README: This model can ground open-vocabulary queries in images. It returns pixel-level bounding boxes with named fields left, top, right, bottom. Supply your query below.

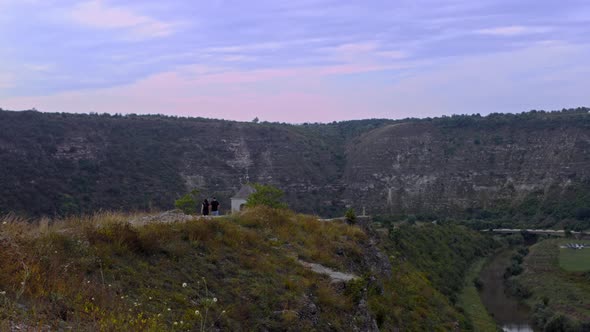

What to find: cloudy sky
left=1, top=0, right=589, bottom=122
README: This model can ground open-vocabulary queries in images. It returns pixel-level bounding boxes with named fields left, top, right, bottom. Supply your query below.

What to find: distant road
left=485, top=229, right=583, bottom=237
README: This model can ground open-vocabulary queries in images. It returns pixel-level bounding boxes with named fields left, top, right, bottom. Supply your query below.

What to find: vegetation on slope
left=513, top=239, right=590, bottom=330
left=0, top=208, right=465, bottom=331
left=457, top=258, right=498, bottom=331
left=389, top=223, right=499, bottom=302
left=458, top=180, right=590, bottom=232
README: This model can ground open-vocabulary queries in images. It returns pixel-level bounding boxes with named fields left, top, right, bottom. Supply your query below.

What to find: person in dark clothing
left=210, top=197, right=220, bottom=216
left=201, top=199, right=210, bottom=216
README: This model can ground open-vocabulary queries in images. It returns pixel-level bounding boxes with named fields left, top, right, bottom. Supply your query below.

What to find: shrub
left=504, top=262, right=523, bottom=278
left=245, top=184, right=287, bottom=209
left=505, top=279, right=531, bottom=299
left=544, top=314, right=573, bottom=332
left=517, top=247, right=529, bottom=256
left=532, top=302, right=553, bottom=328
left=511, top=253, right=524, bottom=264
left=345, top=208, right=356, bottom=224
left=175, top=189, right=200, bottom=215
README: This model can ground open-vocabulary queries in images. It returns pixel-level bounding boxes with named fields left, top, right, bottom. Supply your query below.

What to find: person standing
left=201, top=199, right=210, bottom=216
left=210, top=197, right=220, bottom=216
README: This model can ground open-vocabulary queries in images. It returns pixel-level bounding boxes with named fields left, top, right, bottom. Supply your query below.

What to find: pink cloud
left=0, top=56, right=425, bottom=122
left=176, top=61, right=412, bottom=85
left=476, top=25, right=551, bottom=36
left=68, top=1, right=176, bottom=39
left=0, top=67, right=367, bottom=122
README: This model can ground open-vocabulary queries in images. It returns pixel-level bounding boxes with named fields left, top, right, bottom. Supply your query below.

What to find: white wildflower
left=167, top=308, right=171, bottom=311
left=195, top=310, right=200, bottom=315
left=213, top=297, right=217, bottom=303
left=173, top=322, right=178, bottom=325
left=182, top=282, right=187, bottom=288
left=0, top=291, right=6, bottom=295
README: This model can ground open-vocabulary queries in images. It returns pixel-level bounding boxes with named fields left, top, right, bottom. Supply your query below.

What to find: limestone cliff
left=344, top=114, right=590, bottom=217
left=0, top=108, right=588, bottom=222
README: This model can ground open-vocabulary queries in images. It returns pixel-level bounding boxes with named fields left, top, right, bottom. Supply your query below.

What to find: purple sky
left=1, top=0, right=589, bottom=122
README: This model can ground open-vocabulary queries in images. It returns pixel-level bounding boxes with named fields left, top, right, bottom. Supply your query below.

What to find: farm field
left=558, top=240, right=590, bottom=272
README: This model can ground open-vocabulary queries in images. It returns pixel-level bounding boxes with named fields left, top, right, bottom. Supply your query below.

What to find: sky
left=0, top=0, right=589, bottom=123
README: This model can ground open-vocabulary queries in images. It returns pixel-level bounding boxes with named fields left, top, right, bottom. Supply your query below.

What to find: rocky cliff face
left=0, top=108, right=589, bottom=221
left=343, top=115, right=590, bottom=217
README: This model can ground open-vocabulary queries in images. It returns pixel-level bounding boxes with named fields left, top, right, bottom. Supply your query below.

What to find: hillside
left=0, top=208, right=469, bottom=331
left=1, top=108, right=589, bottom=227
left=513, top=239, right=590, bottom=330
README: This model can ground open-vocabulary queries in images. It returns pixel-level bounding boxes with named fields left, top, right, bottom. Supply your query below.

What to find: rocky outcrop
left=298, top=260, right=358, bottom=283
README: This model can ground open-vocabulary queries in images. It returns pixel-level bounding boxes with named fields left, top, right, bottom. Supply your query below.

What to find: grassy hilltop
left=0, top=207, right=492, bottom=331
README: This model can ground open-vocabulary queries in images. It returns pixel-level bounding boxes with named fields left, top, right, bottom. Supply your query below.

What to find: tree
left=252, top=117, right=259, bottom=124
left=175, top=189, right=200, bottom=215
left=245, top=184, right=287, bottom=209
left=345, top=208, right=356, bottom=223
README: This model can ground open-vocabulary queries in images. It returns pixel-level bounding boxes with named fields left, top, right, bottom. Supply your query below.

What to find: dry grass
left=0, top=207, right=468, bottom=331
left=0, top=208, right=377, bottom=331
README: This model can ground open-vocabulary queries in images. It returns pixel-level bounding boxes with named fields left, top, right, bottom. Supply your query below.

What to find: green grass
left=458, top=258, right=498, bottom=332
left=558, top=240, right=590, bottom=272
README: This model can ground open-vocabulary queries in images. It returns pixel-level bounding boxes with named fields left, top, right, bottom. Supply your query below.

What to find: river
left=478, top=250, right=536, bottom=332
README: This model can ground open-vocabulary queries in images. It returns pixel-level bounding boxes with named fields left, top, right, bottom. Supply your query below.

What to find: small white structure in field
left=231, top=184, right=256, bottom=213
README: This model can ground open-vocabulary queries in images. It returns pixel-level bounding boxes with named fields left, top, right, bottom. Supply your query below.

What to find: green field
left=458, top=258, right=498, bottom=332
left=558, top=240, right=590, bottom=272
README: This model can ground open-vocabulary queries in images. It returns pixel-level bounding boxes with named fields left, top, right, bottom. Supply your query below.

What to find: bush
left=505, top=279, right=531, bottom=299
left=504, top=262, right=523, bottom=278
left=532, top=302, right=553, bottom=328
left=345, top=208, right=356, bottom=224
left=245, top=184, right=288, bottom=209
left=175, top=189, right=200, bottom=215
left=544, top=314, right=573, bottom=332
left=517, top=247, right=529, bottom=256
left=511, top=253, right=524, bottom=264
